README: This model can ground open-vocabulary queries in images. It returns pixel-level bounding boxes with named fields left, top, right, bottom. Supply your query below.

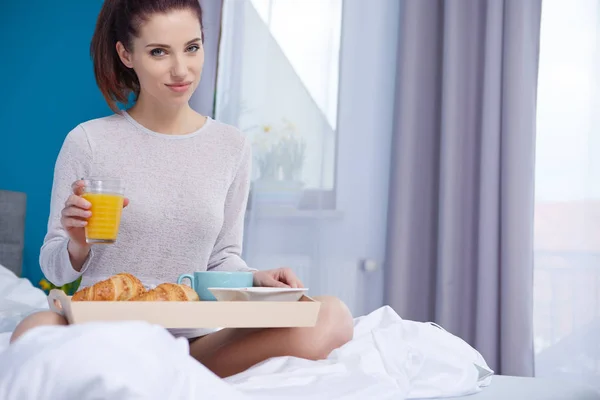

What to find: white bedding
left=0, top=265, right=493, bottom=400
left=0, top=265, right=49, bottom=350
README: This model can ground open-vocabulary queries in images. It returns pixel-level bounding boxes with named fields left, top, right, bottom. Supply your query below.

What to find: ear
left=116, top=41, right=134, bottom=68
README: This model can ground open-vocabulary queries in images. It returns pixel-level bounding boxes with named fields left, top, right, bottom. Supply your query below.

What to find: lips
left=165, top=82, right=192, bottom=93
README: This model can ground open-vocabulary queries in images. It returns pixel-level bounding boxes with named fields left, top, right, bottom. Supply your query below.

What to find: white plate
left=208, top=287, right=309, bottom=302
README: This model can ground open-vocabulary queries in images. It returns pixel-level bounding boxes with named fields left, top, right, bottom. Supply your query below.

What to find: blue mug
left=177, top=271, right=254, bottom=301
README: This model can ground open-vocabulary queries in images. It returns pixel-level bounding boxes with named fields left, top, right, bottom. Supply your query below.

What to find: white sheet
left=0, top=265, right=49, bottom=352
left=0, top=321, right=247, bottom=400
left=0, top=265, right=493, bottom=400
left=226, top=306, right=493, bottom=399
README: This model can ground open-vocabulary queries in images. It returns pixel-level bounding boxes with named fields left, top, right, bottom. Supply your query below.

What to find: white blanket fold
left=226, top=306, right=492, bottom=399
left=0, top=322, right=247, bottom=400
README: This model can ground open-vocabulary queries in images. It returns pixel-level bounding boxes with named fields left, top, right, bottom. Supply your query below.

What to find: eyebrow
left=145, top=38, right=202, bottom=48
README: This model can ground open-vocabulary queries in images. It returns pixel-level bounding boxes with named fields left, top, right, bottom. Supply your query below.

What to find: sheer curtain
left=215, top=0, right=341, bottom=193
left=534, top=0, right=600, bottom=388
left=214, top=0, right=345, bottom=301
left=214, top=0, right=400, bottom=316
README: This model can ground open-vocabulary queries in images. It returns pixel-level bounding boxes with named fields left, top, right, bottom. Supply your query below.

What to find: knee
left=10, top=311, right=67, bottom=344
left=317, top=296, right=354, bottom=345
left=301, top=296, right=354, bottom=359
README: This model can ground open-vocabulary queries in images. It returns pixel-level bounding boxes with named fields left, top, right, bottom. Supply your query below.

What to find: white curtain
left=214, top=0, right=400, bottom=316
left=534, top=0, right=600, bottom=388
left=215, top=0, right=341, bottom=191
left=215, top=0, right=345, bottom=301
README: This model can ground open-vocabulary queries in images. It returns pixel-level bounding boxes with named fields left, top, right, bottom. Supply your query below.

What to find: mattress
left=447, top=375, right=600, bottom=400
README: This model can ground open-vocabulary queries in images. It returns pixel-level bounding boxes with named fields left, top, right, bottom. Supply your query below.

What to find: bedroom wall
left=0, top=1, right=109, bottom=285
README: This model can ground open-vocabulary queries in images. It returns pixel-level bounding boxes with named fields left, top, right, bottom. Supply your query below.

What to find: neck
left=126, top=93, right=201, bottom=135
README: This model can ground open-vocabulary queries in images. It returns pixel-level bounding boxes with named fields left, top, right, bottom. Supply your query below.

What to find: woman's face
left=116, top=9, right=204, bottom=108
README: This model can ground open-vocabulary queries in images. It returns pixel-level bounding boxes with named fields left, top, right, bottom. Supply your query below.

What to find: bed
left=448, top=375, right=600, bottom=400
left=1, top=265, right=600, bottom=400
left=1, top=193, right=599, bottom=400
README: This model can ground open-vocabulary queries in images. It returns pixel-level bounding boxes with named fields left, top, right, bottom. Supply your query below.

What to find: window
left=534, top=0, right=600, bottom=388
left=215, top=0, right=343, bottom=210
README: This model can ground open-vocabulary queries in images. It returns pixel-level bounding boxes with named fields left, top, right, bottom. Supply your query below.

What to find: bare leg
left=10, top=311, right=68, bottom=344
left=189, top=296, right=354, bottom=378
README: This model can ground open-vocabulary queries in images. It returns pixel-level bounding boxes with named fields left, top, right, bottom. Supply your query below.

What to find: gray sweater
left=41, top=111, right=254, bottom=289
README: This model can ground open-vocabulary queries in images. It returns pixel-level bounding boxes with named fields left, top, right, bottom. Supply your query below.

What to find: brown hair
left=90, top=0, right=204, bottom=112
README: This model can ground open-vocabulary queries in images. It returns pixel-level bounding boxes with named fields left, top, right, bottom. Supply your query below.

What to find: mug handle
left=177, top=274, right=195, bottom=291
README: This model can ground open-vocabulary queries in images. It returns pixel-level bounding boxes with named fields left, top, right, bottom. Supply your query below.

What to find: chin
left=163, top=95, right=193, bottom=108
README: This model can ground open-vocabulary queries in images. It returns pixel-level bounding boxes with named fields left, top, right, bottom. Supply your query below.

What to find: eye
left=187, top=44, right=200, bottom=53
left=150, top=48, right=166, bottom=57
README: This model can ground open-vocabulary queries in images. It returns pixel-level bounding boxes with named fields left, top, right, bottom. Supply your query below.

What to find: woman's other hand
left=252, top=268, right=304, bottom=288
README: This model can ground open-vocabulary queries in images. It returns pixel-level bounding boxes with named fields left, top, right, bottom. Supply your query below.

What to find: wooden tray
left=48, top=289, right=321, bottom=328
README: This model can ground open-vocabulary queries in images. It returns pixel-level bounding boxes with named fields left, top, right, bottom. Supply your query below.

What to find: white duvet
left=0, top=266, right=493, bottom=400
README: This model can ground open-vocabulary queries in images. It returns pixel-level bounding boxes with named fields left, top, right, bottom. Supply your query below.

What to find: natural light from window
left=534, top=0, right=600, bottom=388
left=250, top=0, right=342, bottom=130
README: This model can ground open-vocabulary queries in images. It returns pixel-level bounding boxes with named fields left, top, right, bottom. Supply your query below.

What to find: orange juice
left=82, top=192, right=124, bottom=243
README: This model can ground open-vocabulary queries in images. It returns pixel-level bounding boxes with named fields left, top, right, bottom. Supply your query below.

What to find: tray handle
left=48, top=289, right=72, bottom=322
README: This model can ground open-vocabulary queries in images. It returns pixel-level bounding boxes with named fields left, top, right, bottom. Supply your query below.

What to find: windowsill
left=245, top=208, right=344, bottom=219
left=247, top=188, right=337, bottom=211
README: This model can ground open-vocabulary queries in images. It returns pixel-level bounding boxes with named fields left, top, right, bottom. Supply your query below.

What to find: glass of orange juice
left=81, top=178, right=125, bottom=244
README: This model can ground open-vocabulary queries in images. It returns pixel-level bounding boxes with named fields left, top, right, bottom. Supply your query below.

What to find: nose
left=170, top=55, right=187, bottom=80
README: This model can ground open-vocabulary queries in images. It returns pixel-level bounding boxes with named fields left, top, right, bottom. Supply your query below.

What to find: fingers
left=62, top=205, right=91, bottom=219
left=123, top=197, right=130, bottom=208
left=254, top=269, right=301, bottom=288
left=280, top=267, right=303, bottom=289
left=61, top=192, right=92, bottom=230
left=285, top=279, right=299, bottom=289
left=290, top=280, right=304, bottom=289
left=71, top=180, right=86, bottom=196
left=268, top=279, right=290, bottom=288
left=65, top=194, right=91, bottom=210
left=60, top=213, right=88, bottom=228
left=61, top=202, right=90, bottom=228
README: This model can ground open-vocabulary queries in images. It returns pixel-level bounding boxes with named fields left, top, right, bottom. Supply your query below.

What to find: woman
left=11, top=0, right=353, bottom=378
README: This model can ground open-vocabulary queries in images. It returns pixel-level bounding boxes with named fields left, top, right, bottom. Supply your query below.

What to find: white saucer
left=208, top=287, right=309, bottom=302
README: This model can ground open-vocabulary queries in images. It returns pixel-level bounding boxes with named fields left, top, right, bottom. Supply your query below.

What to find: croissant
left=129, top=283, right=199, bottom=302
left=72, top=273, right=146, bottom=301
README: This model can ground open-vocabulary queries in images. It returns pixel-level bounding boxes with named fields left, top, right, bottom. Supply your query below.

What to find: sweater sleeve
left=40, top=125, right=96, bottom=286
left=207, top=136, right=256, bottom=273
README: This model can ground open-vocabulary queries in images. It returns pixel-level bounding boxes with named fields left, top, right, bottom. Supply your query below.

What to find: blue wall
left=0, top=1, right=111, bottom=285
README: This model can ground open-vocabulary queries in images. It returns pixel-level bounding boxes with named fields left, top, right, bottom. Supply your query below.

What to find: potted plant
left=251, top=119, right=306, bottom=209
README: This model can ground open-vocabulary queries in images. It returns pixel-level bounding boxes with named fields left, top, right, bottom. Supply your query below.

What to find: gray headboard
left=0, top=190, right=26, bottom=276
